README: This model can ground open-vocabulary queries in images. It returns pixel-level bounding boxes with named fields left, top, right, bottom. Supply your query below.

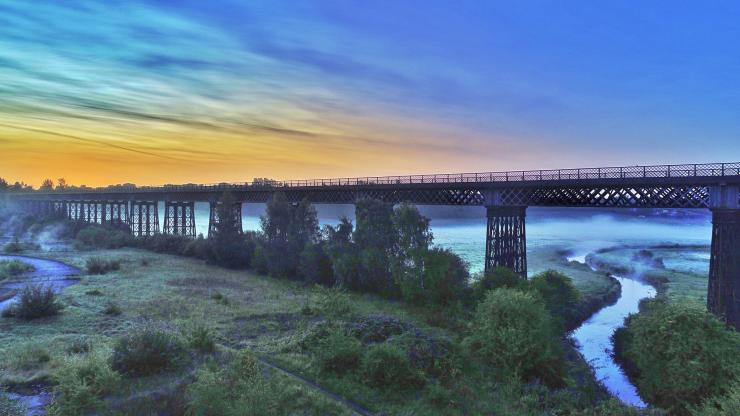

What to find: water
left=0, top=255, right=80, bottom=314
left=571, top=270, right=657, bottom=406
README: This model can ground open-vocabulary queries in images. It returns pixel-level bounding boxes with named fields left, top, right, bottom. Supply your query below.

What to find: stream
left=0, top=255, right=80, bottom=415
left=569, top=254, right=656, bottom=407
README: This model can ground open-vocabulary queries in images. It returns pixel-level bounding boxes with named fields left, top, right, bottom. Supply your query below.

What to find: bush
left=361, top=343, right=425, bottom=389
left=528, top=270, right=581, bottom=328
left=617, top=300, right=740, bottom=415
left=186, top=350, right=282, bottom=416
left=5, top=342, right=51, bottom=371
left=297, top=243, right=333, bottom=285
left=10, top=284, right=62, bottom=320
left=76, top=225, right=134, bottom=249
left=348, top=314, right=409, bottom=344
left=111, top=324, right=187, bottom=376
left=314, top=286, right=352, bottom=318
left=103, top=301, right=122, bottom=316
left=138, top=233, right=191, bottom=255
left=85, top=257, right=120, bottom=275
left=315, top=329, right=362, bottom=374
left=418, top=248, right=469, bottom=306
left=471, top=267, right=524, bottom=301
left=2, top=240, right=40, bottom=253
left=464, top=288, right=564, bottom=385
left=0, top=260, right=33, bottom=280
left=184, top=322, right=216, bottom=353
left=47, top=347, right=120, bottom=416
left=690, top=383, right=740, bottom=416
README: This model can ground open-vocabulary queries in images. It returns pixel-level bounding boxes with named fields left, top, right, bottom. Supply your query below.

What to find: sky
left=1, top=0, right=739, bottom=187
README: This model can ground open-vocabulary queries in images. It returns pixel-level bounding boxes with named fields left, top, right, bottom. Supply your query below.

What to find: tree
left=209, top=192, right=250, bottom=268
left=353, top=198, right=397, bottom=294
left=56, top=178, right=68, bottom=190
left=0, top=177, right=7, bottom=191
left=392, top=203, right=433, bottom=299
left=259, top=193, right=319, bottom=277
left=40, top=178, right=54, bottom=190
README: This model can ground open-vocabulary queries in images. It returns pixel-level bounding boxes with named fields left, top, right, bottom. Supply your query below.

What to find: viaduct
left=5, top=162, right=739, bottom=328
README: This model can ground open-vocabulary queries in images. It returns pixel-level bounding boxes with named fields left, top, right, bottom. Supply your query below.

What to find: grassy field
left=0, top=244, right=626, bottom=415
left=587, top=245, right=710, bottom=304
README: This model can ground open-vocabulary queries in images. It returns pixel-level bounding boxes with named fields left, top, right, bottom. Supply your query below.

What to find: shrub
left=85, top=257, right=120, bottom=275
left=138, top=233, right=191, bottom=254
left=617, top=300, right=740, bottom=415
left=103, top=301, right=122, bottom=316
left=528, top=270, right=581, bottom=328
left=348, top=314, right=408, bottom=344
left=690, top=383, right=740, bottom=416
left=12, top=284, right=62, bottom=320
left=0, top=260, right=33, bottom=280
left=471, top=267, right=524, bottom=301
left=76, top=225, right=134, bottom=249
left=111, top=324, right=187, bottom=376
left=184, top=322, right=216, bottom=354
left=186, top=350, right=281, bottom=416
left=418, top=248, right=469, bottom=306
left=84, top=289, right=103, bottom=296
left=464, top=288, right=564, bottom=385
left=2, top=240, right=40, bottom=253
left=314, top=286, right=352, bottom=318
left=362, top=343, right=425, bottom=389
left=315, top=329, right=362, bottom=374
left=297, top=243, right=333, bottom=285
left=47, top=347, right=120, bottom=416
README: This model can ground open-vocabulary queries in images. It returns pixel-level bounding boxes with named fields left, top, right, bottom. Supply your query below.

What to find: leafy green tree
left=352, top=198, right=397, bottom=294
left=392, top=203, right=433, bottom=299
left=260, top=193, right=319, bottom=277
left=528, top=270, right=581, bottom=328
left=209, top=192, right=251, bottom=268
left=417, top=248, right=469, bottom=306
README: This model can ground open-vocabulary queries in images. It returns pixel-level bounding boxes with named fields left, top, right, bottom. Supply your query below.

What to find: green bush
left=4, top=342, right=51, bottom=371
left=8, top=283, right=62, bottom=320
left=0, top=259, right=33, bottom=280
left=184, top=322, right=216, bottom=353
left=315, top=329, right=362, bottom=374
left=464, top=288, right=564, bottom=385
left=47, top=347, right=120, bottom=416
left=361, top=343, right=425, bottom=390
left=2, top=240, right=40, bottom=253
left=103, top=301, right=122, bottom=316
left=313, top=286, right=353, bottom=318
left=85, top=257, right=121, bottom=275
left=111, top=324, right=187, bottom=376
left=186, top=350, right=282, bottom=416
left=617, top=300, right=740, bottom=415
left=298, top=243, right=333, bottom=285
left=418, top=248, right=469, bottom=306
left=471, top=266, right=524, bottom=301
left=76, top=225, right=134, bottom=249
left=690, top=383, right=740, bottom=416
left=528, top=270, right=581, bottom=328
left=138, top=233, right=191, bottom=254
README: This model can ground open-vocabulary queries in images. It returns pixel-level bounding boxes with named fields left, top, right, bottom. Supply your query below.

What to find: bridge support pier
left=101, top=201, right=129, bottom=229
left=208, top=201, right=242, bottom=238
left=164, top=201, right=196, bottom=237
left=708, top=185, right=739, bottom=329
left=484, top=205, right=528, bottom=276
left=130, top=201, right=159, bottom=237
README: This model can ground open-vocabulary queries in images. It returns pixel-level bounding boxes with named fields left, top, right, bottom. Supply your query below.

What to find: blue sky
left=1, top=0, right=739, bottom=185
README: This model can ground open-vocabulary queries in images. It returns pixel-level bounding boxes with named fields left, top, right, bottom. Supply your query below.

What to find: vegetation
left=3, top=283, right=62, bottom=320
left=0, top=260, right=33, bottom=281
left=464, top=288, right=565, bottom=385
left=110, top=324, right=187, bottom=376
left=85, top=257, right=120, bottom=275
left=614, top=299, right=740, bottom=415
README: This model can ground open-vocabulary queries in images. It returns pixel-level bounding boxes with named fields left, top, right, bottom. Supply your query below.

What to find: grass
left=588, top=245, right=709, bottom=303
left=0, top=260, right=33, bottom=281
left=0, top=245, right=628, bottom=415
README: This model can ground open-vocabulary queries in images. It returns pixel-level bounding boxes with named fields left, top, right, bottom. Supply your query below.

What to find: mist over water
left=186, top=204, right=710, bottom=274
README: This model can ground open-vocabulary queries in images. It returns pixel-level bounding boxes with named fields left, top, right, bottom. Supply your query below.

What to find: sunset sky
left=1, top=1, right=739, bottom=187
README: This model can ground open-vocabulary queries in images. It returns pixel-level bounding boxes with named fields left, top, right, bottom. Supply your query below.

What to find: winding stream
left=569, top=255, right=656, bottom=407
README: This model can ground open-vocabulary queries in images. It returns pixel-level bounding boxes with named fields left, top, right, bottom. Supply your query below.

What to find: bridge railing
left=22, top=162, right=740, bottom=194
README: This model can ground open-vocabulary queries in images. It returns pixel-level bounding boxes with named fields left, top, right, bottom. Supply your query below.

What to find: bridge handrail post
left=620, top=167, right=624, bottom=178
left=643, top=166, right=646, bottom=177
left=667, top=165, right=671, bottom=177
left=694, top=164, right=697, bottom=176
left=722, top=163, right=725, bottom=176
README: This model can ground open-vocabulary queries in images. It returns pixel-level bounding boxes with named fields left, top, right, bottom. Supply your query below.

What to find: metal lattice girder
left=485, top=206, right=527, bottom=277
left=164, top=201, right=196, bottom=237
left=708, top=209, right=740, bottom=329
left=494, top=185, right=710, bottom=208
left=130, top=201, right=159, bottom=237
left=208, top=201, right=243, bottom=238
